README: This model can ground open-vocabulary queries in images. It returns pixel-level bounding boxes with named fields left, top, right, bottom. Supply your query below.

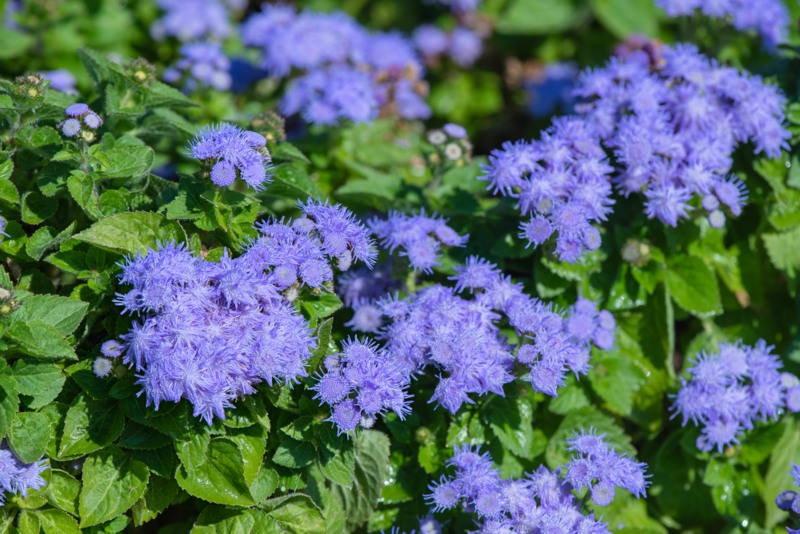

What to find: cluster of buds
left=126, top=58, right=156, bottom=86
left=426, top=123, right=472, bottom=167
left=0, top=287, right=17, bottom=317
left=621, top=238, right=653, bottom=268
left=250, top=111, right=287, bottom=144
left=93, top=339, right=125, bottom=378
left=60, top=103, right=103, bottom=143
left=14, top=74, right=46, bottom=107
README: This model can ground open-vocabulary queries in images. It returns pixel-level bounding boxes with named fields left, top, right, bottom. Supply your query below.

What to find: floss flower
left=425, top=438, right=644, bottom=531
left=656, top=0, right=789, bottom=48
left=243, top=5, right=430, bottom=124
left=151, top=0, right=232, bottom=42
left=163, top=42, right=231, bottom=92
left=60, top=103, right=103, bottom=141
left=369, top=211, right=467, bottom=273
left=0, top=443, right=48, bottom=506
left=113, top=202, right=374, bottom=424
left=482, top=42, right=788, bottom=262
left=312, top=338, right=411, bottom=433
left=671, top=340, right=800, bottom=453
left=190, top=123, right=272, bottom=189
left=565, top=429, right=649, bottom=506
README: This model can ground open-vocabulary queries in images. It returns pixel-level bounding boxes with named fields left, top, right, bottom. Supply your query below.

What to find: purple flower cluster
left=242, top=5, right=430, bottom=125
left=190, top=123, right=271, bottom=189
left=672, top=340, right=800, bottom=453
left=0, top=443, right=48, bottom=506
left=566, top=298, right=616, bottom=351
left=113, top=202, right=374, bottom=424
left=524, top=62, right=577, bottom=118
left=577, top=44, right=786, bottom=227
left=338, top=264, right=402, bottom=333
left=428, top=0, right=482, bottom=15
left=656, top=0, right=789, bottom=48
left=564, top=429, right=649, bottom=507
left=163, top=42, right=231, bottom=92
left=412, top=25, right=483, bottom=68
left=379, top=284, right=514, bottom=413
left=41, top=69, right=77, bottom=94
left=482, top=43, right=788, bottom=262
left=452, top=256, right=596, bottom=396
left=313, top=338, right=410, bottom=433
left=481, top=116, right=614, bottom=262
left=776, top=464, right=800, bottom=528
left=426, top=441, right=635, bottom=532
left=151, top=0, right=233, bottom=42
left=369, top=211, right=467, bottom=273
left=60, top=103, right=103, bottom=140
left=280, top=65, right=378, bottom=126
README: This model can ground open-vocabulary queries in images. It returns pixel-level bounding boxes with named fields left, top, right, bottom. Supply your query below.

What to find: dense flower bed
left=2, top=0, right=800, bottom=532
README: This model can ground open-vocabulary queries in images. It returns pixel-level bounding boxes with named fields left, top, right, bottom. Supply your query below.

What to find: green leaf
left=0, top=376, right=19, bottom=441
left=0, top=159, right=19, bottom=204
left=588, top=345, right=648, bottom=417
left=79, top=446, right=149, bottom=528
left=175, top=438, right=255, bottom=506
left=271, top=144, right=311, bottom=164
left=302, top=292, right=343, bottom=320
left=272, top=438, right=316, bottom=469
left=18, top=510, right=40, bottom=534
left=590, top=0, right=659, bottom=38
left=78, top=48, right=113, bottom=85
left=317, top=428, right=355, bottom=488
left=763, top=226, right=800, bottom=277
left=21, top=191, right=58, bottom=224
left=496, top=0, right=586, bottom=34
left=9, top=411, right=50, bottom=463
left=331, top=430, right=390, bottom=531
left=482, top=396, right=537, bottom=460
left=119, top=422, right=171, bottom=450
left=25, top=223, right=77, bottom=261
left=192, top=507, right=280, bottom=534
left=34, top=508, right=81, bottom=534
left=13, top=361, right=66, bottom=410
left=90, top=146, right=154, bottom=179
left=12, top=294, right=88, bottom=336
left=144, top=81, right=198, bottom=109
left=665, top=255, right=722, bottom=318
left=58, top=394, right=125, bottom=459
left=132, top=476, right=183, bottom=526
left=5, top=319, right=78, bottom=360
left=269, top=163, right=323, bottom=200
left=67, top=171, right=103, bottom=220
left=764, top=419, right=800, bottom=527
left=0, top=27, right=34, bottom=59
left=260, top=494, right=326, bottom=534
left=45, top=469, right=81, bottom=517
left=74, top=211, right=185, bottom=254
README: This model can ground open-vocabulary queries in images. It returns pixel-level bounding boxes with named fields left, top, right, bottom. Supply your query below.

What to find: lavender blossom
left=565, top=429, right=649, bottom=505
left=163, top=42, right=231, bottom=92
left=152, top=0, right=232, bottom=42
left=482, top=43, right=788, bottom=262
left=190, top=123, right=272, bottom=189
left=281, top=66, right=379, bottom=126
left=41, top=69, right=77, bottom=94
left=114, top=204, right=373, bottom=425
left=242, top=5, right=430, bottom=124
left=672, top=340, right=800, bottom=453
left=0, top=443, right=48, bottom=506
left=370, top=211, right=467, bottom=273
left=656, top=0, right=789, bottom=48
left=60, top=104, right=103, bottom=141
left=313, top=338, right=410, bottom=433
left=425, top=439, right=645, bottom=531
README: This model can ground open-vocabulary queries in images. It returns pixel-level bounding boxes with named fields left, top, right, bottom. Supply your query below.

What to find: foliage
left=1, top=0, right=800, bottom=533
